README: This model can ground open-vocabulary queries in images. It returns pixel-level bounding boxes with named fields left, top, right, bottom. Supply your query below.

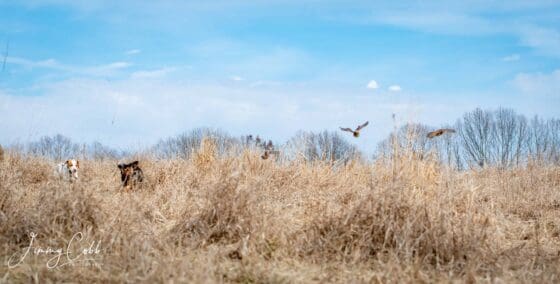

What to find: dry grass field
left=1, top=139, right=560, bottom=283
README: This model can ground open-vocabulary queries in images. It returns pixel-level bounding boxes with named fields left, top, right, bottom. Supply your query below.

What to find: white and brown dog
left=56, top=159, right=80, bottom=181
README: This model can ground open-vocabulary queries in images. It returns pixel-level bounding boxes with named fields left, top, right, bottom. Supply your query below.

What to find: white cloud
left=502, top=54, right=520, bottom=62
left=518, top=26, right=560, bottom=57
left=125, top=49, right=141, bottom=55
left=87, top=61, right=131, bottom=75
left=6, top=56, right=131, bottom=76
left=248, top=80, right=284, bottom=88
left=131, top=67, right=176, bottom=79
left=388, top=85, right=402, bottom=92
left=367, top=80, right=379, bottom=89
left=101, top=61, right=130, bottom=69
left=345, top=2, right=560, bottom=58
left=231, top=47, right=311, bottom=78
left=187, top=40, right=313, bottom=80
left=7, top=57, right=67, bottom=71
left=512, top=69, right=560, bottom=97
left=230, top=75, right=244, bottom=81
left=374, top=11, right=498, bottom=36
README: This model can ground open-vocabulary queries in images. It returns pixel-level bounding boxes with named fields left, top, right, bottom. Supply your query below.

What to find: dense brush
left=0, top=139, right=559, bottom=283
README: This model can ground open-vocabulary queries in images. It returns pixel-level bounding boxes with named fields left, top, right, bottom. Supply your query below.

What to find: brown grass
left=1, top=140, right=559, bottom=283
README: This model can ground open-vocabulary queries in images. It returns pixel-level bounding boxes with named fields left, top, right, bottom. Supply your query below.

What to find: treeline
left=9, top=135, right=128, bottom=161
left=377, top=108, right=560, bottom=169
left=7, top=129, right=360, bottom=163
left=3, top=107, right=559, bottom=168
left=153, top=128, right=361, bottom=163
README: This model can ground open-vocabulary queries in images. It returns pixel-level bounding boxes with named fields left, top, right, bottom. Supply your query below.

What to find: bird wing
left=356, top=121, right=369, bottom=131
left=427, top=130, right=441, bottom=138
left=427, top=128, right=456, bottom=138
left=340, top=127, right=354, bottom=133
left=441, top=128, right=456, bottom=134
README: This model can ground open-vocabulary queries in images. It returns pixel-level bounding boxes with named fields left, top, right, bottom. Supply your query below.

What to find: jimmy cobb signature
left=7, top=232, right=102, bottom=269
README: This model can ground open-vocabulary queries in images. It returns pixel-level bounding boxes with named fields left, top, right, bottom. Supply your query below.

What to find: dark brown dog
left=117, top=161, right=144, bottom=190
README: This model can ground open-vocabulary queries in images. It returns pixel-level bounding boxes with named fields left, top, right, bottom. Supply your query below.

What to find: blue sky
left=0, top=1, right=559, bottom=152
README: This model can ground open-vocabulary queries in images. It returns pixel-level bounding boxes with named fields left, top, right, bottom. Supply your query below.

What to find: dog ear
left=66, top=160, right=72, bottom=167
left=76, top=160, right=80, bottom=168
left=118, top=163, right=124, bottom=169
left=131, top=161, right=139, bottom=168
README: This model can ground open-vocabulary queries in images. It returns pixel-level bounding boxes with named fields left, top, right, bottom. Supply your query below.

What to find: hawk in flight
left=340, top=121, right=369, bottom=138
left=427, top=128, right=456, bottom=139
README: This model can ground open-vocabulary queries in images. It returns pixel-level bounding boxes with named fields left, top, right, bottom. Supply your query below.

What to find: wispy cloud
left=7, top=57, right=68, bottom=71
left=131, top=67, right=176, bottom=79
left=248, top=80, right=284, bottom=88
left=367, top=80, right=379, bottom=89
left=230, top=75, right=244, bottom=81
left=6, top=56, right=132, bottom=76
left=374, top=11, right=499, bottom=36
left=512, top=69, right=560, bottom=97
left=349, top=2, right=560, bottom=57
left=186, top=39, right=313, bottom=80
left=89, top=61, right=131, bottom=74
left=502, top=54, right=520, bottom=62
left=125, top=49, right=141, bottom=55
left=388, top=85, right=402, bottom=92
left=518, top=26, right=560, bottom=57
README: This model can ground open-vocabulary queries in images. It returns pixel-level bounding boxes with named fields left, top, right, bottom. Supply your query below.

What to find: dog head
left=65, top=159, right=79, bottom=179
left=118, top=161, right=141, bottom=186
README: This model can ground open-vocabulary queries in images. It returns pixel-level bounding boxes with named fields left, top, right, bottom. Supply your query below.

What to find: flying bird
left=340, top=121, right=369, bottom=138
left=427, top=128, right=456, bottom=139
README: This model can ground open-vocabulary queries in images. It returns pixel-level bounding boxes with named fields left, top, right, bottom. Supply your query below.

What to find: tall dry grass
left=0, top=138, right=559, bottom=283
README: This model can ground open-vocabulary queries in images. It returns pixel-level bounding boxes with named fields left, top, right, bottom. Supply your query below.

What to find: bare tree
left=374, top=108, right=557, bottom=169
left=376, top=123, right=433, bottom=160
left=527, top=116, right=551, bottom=163
left=87, top=141, right=122, bottom=160
left=153, top=128, right=239, bottom=159
left=439, top=122, right=463, bottom=170
left=493, top=108, right=518, bottom=168
left=285, top=130, right=361, bottom=163
left=546, top=118, right=560, bottom=165
left=458, top=108, right=494, bottom=168
left=514, top=114, right=529, bottom=166
left=27, top=134, right=80, bottom=160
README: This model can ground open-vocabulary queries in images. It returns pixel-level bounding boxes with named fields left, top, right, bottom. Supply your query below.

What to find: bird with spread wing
left=340, top=121, right=369, bottom=138
left=426, top=128, right=456, bottom=139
